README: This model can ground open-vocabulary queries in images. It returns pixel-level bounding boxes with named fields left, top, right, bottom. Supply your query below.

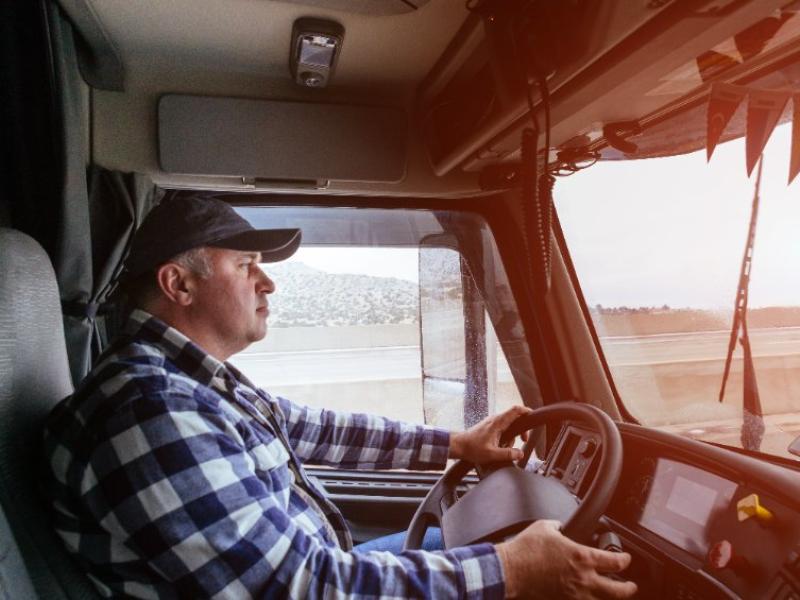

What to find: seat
left=0, top=228, right=101, bottom=599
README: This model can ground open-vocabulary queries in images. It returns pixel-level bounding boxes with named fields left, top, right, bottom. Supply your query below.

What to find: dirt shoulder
left=592, top=306, right=800, bottom=336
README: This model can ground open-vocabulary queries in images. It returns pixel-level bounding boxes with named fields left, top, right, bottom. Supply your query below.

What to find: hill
left=265, top=262, right=418, bottom=327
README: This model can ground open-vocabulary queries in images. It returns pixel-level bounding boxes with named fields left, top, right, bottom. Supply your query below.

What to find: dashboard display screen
left=638, top=459, right=737, bottom=557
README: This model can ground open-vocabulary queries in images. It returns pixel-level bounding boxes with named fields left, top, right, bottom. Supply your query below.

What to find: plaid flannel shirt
left=43, top=310, right=505, bottom=599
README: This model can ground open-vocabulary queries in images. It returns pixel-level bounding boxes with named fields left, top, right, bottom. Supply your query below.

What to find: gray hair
left=171, top=247, right=213, bottom=279
left=123, top=246, right=214, bottom=310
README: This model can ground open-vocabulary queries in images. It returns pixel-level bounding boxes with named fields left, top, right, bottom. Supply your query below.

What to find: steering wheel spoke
left=402, top=402, right=622, bottom=551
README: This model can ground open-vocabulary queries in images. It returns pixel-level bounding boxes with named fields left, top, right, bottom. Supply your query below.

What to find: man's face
left=188, top=247, right=275, bottom=357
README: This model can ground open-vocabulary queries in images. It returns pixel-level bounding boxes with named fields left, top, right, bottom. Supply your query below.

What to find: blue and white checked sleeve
left=274, top=396, right=451, bottom=470
left=81, top=389, right=504, bottom=598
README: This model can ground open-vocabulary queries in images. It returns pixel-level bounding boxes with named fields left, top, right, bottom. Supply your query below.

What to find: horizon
left=259, top=125, right=800, bottom=312
left=267, top=259, right=800, bottom=312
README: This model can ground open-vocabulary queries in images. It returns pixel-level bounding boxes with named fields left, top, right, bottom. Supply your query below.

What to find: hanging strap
left=521, top=128, right=554, bottom=296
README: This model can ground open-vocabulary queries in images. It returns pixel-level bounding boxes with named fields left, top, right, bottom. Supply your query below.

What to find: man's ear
left=155, top=263, right=195, bottom=306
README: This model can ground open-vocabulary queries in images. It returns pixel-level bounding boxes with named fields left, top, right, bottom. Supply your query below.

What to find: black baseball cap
left=122, top=195, right=301, bottom=280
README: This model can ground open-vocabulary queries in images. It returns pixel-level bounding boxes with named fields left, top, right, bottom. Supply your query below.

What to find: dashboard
left=545, top=423, right=800, bottom=599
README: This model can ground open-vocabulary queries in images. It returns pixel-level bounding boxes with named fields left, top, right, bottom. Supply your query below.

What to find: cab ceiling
left=61, top=0, right=479, bottom=196
left=77, top=0, right=463, bottom=93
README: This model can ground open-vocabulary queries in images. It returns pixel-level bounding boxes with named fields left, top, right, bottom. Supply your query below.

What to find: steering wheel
left=402, top=402, right=622, bottom=550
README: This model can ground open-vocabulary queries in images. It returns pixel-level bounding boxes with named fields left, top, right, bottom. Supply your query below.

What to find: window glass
left=229, top=207, right=540, bottom=431
left=232, top=247, right=425, bottom=422
left=556, top=124, right=800, bottom=461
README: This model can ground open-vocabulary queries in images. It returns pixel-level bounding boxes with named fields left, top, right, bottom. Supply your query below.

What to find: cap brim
left=211, top=228, right=302, bottom=263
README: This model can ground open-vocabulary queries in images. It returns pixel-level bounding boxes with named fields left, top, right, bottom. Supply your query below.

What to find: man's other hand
left=448, top=405, right=534, bottom=464
left=497, top=520, right=637, bottom=599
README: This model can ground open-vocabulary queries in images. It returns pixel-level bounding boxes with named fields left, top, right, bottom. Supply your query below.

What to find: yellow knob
left=737, top=493, right=774, bottom=524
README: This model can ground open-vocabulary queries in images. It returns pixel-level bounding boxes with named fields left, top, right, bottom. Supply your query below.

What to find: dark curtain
left=47, top=5, right=92, bottom=386
left=0, top=0, right=63, bottom=249
left=61, top=168, right=163, bottom=381
left=47, top=5, right=163, bottom=385
left=84, top=169, right=164, bottom=354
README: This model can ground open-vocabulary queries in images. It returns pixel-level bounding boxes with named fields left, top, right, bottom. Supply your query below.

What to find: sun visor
left=158, top=95, right=407, bottom=183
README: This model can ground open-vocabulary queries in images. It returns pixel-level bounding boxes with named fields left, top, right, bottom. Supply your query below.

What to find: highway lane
left=231, top=328, right=800, bottom=459
left=230, top=327, right=800, bottom=385
left=232, top=346, right=424, bottom=385
left=602, top=326, right=800, bottom=366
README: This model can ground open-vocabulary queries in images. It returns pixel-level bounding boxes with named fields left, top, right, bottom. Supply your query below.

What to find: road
left=230, top=327, right=800, bottom=457
left=233, top=345, right=424, bottom=385
left=600, top=326, right=800, bottom=366
left=231, top=327, right=800, bottom=385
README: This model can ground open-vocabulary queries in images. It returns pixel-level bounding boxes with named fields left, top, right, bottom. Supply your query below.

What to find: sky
left=556, top=122, right=800, bottom=309
left=267, top=247, right=420, bottom=283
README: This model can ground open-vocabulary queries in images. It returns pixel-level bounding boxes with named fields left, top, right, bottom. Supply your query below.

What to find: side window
left=230, top=240, right=528, bottom=431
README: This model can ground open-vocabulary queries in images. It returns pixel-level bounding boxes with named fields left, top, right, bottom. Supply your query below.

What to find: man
left=43, top=196, right=637, bottom=599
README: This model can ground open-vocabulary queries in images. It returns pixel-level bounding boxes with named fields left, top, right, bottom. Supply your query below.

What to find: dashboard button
left=578, top=439, right=597, bottom=458
left=707, top=540, right=734, bottom=570
left=707, top=540, right=751, bottom=576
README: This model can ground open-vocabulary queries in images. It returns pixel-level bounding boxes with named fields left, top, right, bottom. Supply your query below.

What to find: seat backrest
left=0, top=228, right=101, bottom=599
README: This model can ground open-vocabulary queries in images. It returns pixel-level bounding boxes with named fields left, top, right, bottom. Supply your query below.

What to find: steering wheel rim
left=402, top=402, right=622, bottom=550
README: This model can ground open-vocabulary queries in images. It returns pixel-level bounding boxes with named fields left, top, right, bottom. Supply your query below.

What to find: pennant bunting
left=790, top=95, right=800, bottom=185
left=706, top=83, right=746, bottom=161
left=704, top=83, right=800, bottom=181
left=696, top=50, right=740, bottom=83
left=745, top=89, right=789, bottom=176
left=734, top=9, right=793, bottom=63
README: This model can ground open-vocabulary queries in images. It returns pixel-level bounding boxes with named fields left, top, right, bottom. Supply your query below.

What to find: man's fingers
left=486, top=446, right=524, bottom=462
left=587, top=548, right=632, bottom=573
left=496, top=405, right=534, bottom=431
left=535, top=519, right=562, bottom=532
left=588, top=572, right=638, bottom=599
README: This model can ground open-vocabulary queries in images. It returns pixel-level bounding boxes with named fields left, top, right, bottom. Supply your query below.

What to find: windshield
left=556, top=123, right=800, bottom=462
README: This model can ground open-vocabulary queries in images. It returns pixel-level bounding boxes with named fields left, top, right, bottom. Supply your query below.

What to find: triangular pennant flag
left=746, top=89, right=790, bottom=176
left=707, top=83, right=746, bottom=161
left=696, top=50, right=740, bottom=83
left=789, top=95, right=800, bottom=185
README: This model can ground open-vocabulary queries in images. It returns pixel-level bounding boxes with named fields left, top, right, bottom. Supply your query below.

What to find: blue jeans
left=353, top=527, right=444, bottom=553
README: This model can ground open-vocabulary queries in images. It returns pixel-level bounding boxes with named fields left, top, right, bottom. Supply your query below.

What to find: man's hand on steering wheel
left=409, top=402, right=636, bottom=598
left=497, top=520, right=637, bottom=599
left=448, top=405, right=534, bottom=464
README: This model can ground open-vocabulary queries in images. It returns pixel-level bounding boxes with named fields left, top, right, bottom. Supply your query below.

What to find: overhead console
left=417, top=0, right=791, bottom=178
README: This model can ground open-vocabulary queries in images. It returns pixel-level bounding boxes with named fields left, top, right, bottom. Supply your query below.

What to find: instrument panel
left=617, top=457, right=738, bottom=559
left=546, top=423, right=800, bottom=599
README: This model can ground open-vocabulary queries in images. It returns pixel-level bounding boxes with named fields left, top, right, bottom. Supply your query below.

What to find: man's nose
left=257, top=268, right=276, bottom=294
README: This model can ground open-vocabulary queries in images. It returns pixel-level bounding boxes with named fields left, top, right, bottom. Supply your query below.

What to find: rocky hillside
left=264, top=262, right=419, bottom=327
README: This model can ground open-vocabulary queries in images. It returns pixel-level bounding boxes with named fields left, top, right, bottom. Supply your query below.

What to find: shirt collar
left=123, top=308, right=227, bottom=386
